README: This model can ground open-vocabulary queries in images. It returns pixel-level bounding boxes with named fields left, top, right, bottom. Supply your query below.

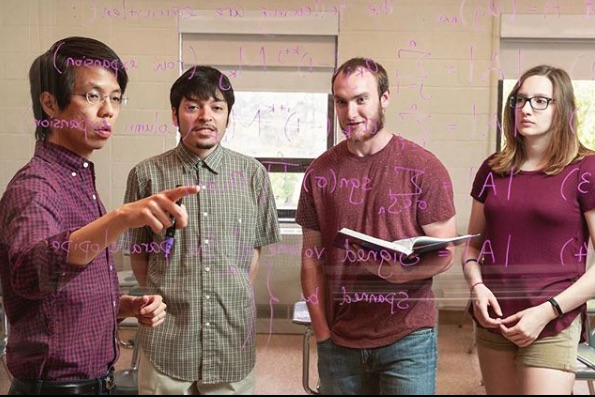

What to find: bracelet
left=463, top=258, right=479, bottom=266
left=470, top=281, right=484, bottom=292
left=548, top=297, right=564, bottom=318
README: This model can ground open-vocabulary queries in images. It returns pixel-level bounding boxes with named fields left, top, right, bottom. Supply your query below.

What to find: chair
left=292, top=301, right=319, bottom=395
left=113, top=285, right=144, bottom=395
left=0, top=286, right=12, bottom=382
left=576, top=299, right=595, bottom=394
left=576, top=328, right=595, bottom=394
left=117, top=271, right=139, bottom=348
left=114, top=332, right=140, bottom=395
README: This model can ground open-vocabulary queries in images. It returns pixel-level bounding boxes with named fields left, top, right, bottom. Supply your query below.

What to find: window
left=498, top=14, right=595, bottom=151
left=179, top=11, right=339, bottom=221
left=498, top=79, right=595, bottom=151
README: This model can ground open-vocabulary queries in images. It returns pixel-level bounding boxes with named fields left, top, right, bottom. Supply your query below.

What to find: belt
left=12, top=372, right=115, bottom=395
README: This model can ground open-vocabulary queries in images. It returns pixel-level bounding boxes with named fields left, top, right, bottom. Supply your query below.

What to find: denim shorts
left=475, top=315, right=581, bottom=372
left=316, top=327, right=437, bottom=394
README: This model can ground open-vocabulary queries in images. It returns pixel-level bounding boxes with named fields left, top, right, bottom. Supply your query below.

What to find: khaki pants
left=137, top=347, right=256, bottom=395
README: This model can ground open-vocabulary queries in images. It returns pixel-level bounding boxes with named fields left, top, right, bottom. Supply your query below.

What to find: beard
left=340, top=104, right=385, bottom=140
left=194, top=142, right=217, bottom=150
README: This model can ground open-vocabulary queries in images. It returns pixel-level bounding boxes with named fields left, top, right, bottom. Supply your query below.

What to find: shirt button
left=204, top=239, right=209, bottom=244
left=92, top=194, right=97, bottom=200
left=83, top=162, right=89, bottom=168
left=205, top=267, right=210, bottom=272
left=205, top=322, right=211, bottom=327
left=71, top=172, right=77, bottom=177
left=203, top=212, right=208, bottom=217
left=201, top=185, right=207, bottom=190
left=205, top=294, right=211, bottom=300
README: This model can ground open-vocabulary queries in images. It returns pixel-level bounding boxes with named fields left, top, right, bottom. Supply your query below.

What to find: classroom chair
left=114, top=332, right=140, bottom=395
left=576, top=299, right=595, bottom=394
left=0, top=287, right=11, bottom=382
left=292, top=301, right=319, bottom=395
left=117, top=270, right=139, bottom=348
left=113, top=285, right=144, bottom=395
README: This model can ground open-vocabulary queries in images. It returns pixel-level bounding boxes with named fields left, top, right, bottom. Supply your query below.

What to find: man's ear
left=380, top=89, right=390, bottom=110
left=171, top=107, right=178, bottom=127
left=40, top=92, right=58, bottom=118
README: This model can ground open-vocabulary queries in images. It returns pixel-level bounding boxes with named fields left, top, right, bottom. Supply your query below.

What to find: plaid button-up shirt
left=122, top=143, right=280, bottom=383
left=0, top=141, right=120, bottom=381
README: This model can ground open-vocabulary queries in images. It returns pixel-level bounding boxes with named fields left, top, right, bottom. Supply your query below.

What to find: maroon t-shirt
left=471, top=154, right=595, bottom=339
left=296, top=135, right=455, bottom=348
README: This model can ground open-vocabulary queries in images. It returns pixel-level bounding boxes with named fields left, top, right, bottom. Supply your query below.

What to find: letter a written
left=478, top=172, right=497, bottom=197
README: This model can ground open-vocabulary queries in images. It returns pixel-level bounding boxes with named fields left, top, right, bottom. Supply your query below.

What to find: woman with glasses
left=462, top=65, right=595, bottom=395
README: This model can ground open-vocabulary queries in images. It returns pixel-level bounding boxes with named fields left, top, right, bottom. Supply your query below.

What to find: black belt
left=11, top=372, right=115, bottom=395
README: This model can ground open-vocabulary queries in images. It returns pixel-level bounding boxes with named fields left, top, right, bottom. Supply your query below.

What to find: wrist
left=547, top=297, right=564, bottom=318
left=470, top=281, right=484, bottom=292
left=463, top=258, right=479, bottom=266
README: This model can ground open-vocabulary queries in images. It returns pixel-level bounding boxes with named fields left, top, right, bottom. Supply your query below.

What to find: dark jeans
left=317, top=327, right=438, bottom=395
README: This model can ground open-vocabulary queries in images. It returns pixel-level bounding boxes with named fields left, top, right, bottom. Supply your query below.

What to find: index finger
left=164, top=185, right=200, bottom=203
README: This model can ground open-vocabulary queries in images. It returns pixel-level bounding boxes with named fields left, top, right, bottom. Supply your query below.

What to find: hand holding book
left=333, top=228, right=480, bottom=257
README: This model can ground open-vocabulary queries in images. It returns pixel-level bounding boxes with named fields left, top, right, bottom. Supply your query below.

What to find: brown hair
left=332, top=57, right=389, bottom=98
left=491, top=65, right=592, bottom=175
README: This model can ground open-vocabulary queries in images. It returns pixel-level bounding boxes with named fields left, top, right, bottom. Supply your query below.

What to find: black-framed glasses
left=75, top=91, right=128, bottom=107
left=508, top=96, right=554, bottom=110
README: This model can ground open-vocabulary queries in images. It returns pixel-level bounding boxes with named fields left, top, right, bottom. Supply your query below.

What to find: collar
left=35, top=141, right=94, bottom=172
left=175, top=142, right=224, bottom=174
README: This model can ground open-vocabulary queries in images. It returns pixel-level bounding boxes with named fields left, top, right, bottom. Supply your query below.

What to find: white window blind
left=179, top=11, right=339, bottom=93
left=500, top=14, right=595, bottom=80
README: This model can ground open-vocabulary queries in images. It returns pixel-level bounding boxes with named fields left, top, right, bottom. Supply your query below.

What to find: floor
left=0, top=310, right=592, bottom=395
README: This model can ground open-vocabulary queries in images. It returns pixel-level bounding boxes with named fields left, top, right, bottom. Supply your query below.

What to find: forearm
left=549, top=265, right=595, bottom=316
left=461, top=247, right=483, bottom=286
left=249, top=248, right=261, bottom=285
left=366, top=246, right=455, bottom=284
left=67, top=208, right=128, bottom=265
left=373, top=215, right=458, bottom=284
left=117, top=294, right=138, bottom=319
left=301, top=257, right=330, bottom=340
left=130, top=253, right=149, bottom=288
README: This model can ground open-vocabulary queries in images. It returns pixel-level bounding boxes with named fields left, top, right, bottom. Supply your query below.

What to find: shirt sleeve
left=119, top=165, right=153, bottom=252
left=295, top=166, right=321, bottom=231
left=254, top=163, right=281, bottom=248
left=415, top=152, right=456, bottom=227
left=470, top=157, right=495, bottom=203
left=577, top=155, right=595, bottom=213
left=5, top=177, right=84, bottom=298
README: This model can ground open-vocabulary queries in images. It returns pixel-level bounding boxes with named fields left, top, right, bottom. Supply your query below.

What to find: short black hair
left=29, top=36, right=128, bottom=141
left=170, top=66, right=235, bottom=119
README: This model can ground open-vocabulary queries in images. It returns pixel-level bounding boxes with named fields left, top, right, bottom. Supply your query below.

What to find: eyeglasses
left=75, top=91, right=128, bottom=107
left=508, top=96, right=554, bottom=110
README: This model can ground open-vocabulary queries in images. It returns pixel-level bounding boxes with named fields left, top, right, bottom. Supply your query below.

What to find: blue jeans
left=317, top=327, right=437, bottom=395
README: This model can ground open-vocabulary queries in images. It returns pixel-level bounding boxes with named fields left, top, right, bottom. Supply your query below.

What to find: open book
left=333, top=228, right=480, bottom=256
